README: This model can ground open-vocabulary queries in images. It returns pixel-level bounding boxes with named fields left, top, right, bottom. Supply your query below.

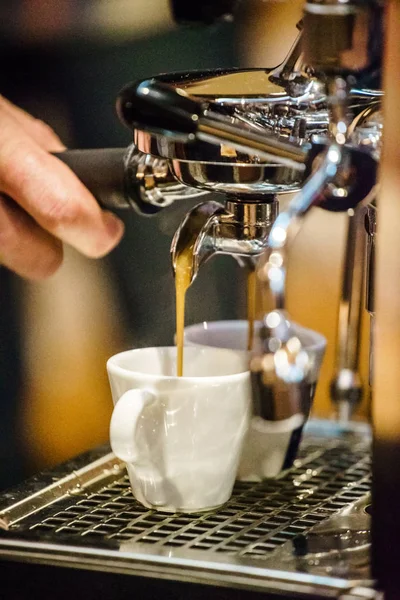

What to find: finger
left=0, top=194, right=63, bottom=280
left=0, top=95, right=65, bottom=152
left=0, top=118, right=124, bottom=258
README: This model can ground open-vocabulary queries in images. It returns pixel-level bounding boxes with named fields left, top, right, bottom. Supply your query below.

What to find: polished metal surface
left=131, top=68, right=382, bottom=200
left=171, top=200, right=278, bottom=282
left=3, top=436, right=371, bottom=551
left=349, top=109, right=383, bottom=152
left=124, top=145, right=207, bottom=213
left=330, top=206, right=366, bottom=421
left=365, top=205, right=376, bottom=317
left=133, top=86, right=310, bottom=179
left=111, top=0, right=382, bottom=253
left=251, top=70, right=378, bottom=429
left=170, top=200, right=225, bottom=284
left=251, top=144, right=355, bottom=408
left=215, top=200, right=279, bottom=256
left=0, top=421, right=374, bottom=598
left=133, top=69, right=381, bottom=161
left=169, top=158, right=301, bottom=197
left=132, top=68, right=323, bottom=169
left=0, top=449, right=124, bottom=529
left=365, top=203, right=376, bottom=389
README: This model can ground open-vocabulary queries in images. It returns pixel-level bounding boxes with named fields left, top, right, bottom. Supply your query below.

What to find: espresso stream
left=175, top=244, right=194, bottom=377
left=175, top=250, right=257, bottom=376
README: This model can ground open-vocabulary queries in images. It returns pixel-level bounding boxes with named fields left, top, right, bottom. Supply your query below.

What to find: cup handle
left=110, top=389, right=156, bottom=463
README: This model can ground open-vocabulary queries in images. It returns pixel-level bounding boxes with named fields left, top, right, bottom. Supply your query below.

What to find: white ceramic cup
left=184, top=320, right=327, bottom=481
left=107, top=346, right=251, bottom=512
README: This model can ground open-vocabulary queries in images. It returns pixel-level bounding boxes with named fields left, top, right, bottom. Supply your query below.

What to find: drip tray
left=0, top=420, right=378, bottom=599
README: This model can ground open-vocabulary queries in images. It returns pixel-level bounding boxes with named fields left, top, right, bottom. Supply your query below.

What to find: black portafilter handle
left=52, top=147, right=162, bottom=216
left=53, top=148, right=128, bottom=210
left=116, top=78, right=204, bottom=139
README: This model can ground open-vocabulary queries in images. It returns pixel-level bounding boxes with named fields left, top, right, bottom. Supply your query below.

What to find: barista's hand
left=0, top=96, right=124, bottom=279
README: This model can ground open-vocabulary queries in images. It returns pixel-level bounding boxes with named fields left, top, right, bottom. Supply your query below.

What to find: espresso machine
left=0, top=1, right=396, bottom=598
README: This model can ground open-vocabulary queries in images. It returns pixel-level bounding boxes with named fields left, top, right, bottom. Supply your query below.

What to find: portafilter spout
left=171, top=199, right=279, bottom=284
left=171, top=201, right=226, bottom=285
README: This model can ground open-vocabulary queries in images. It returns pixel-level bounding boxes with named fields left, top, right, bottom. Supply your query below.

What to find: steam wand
left=251, top=75, right=377, bottom=417
left=252, top=140, right=349, bottom=391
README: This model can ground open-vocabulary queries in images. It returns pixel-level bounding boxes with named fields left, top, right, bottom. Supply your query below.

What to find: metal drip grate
left=12, top=435, right=370, bottom=559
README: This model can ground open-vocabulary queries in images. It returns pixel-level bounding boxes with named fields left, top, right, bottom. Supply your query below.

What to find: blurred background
left=0, top=0, right=370, bottom=490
